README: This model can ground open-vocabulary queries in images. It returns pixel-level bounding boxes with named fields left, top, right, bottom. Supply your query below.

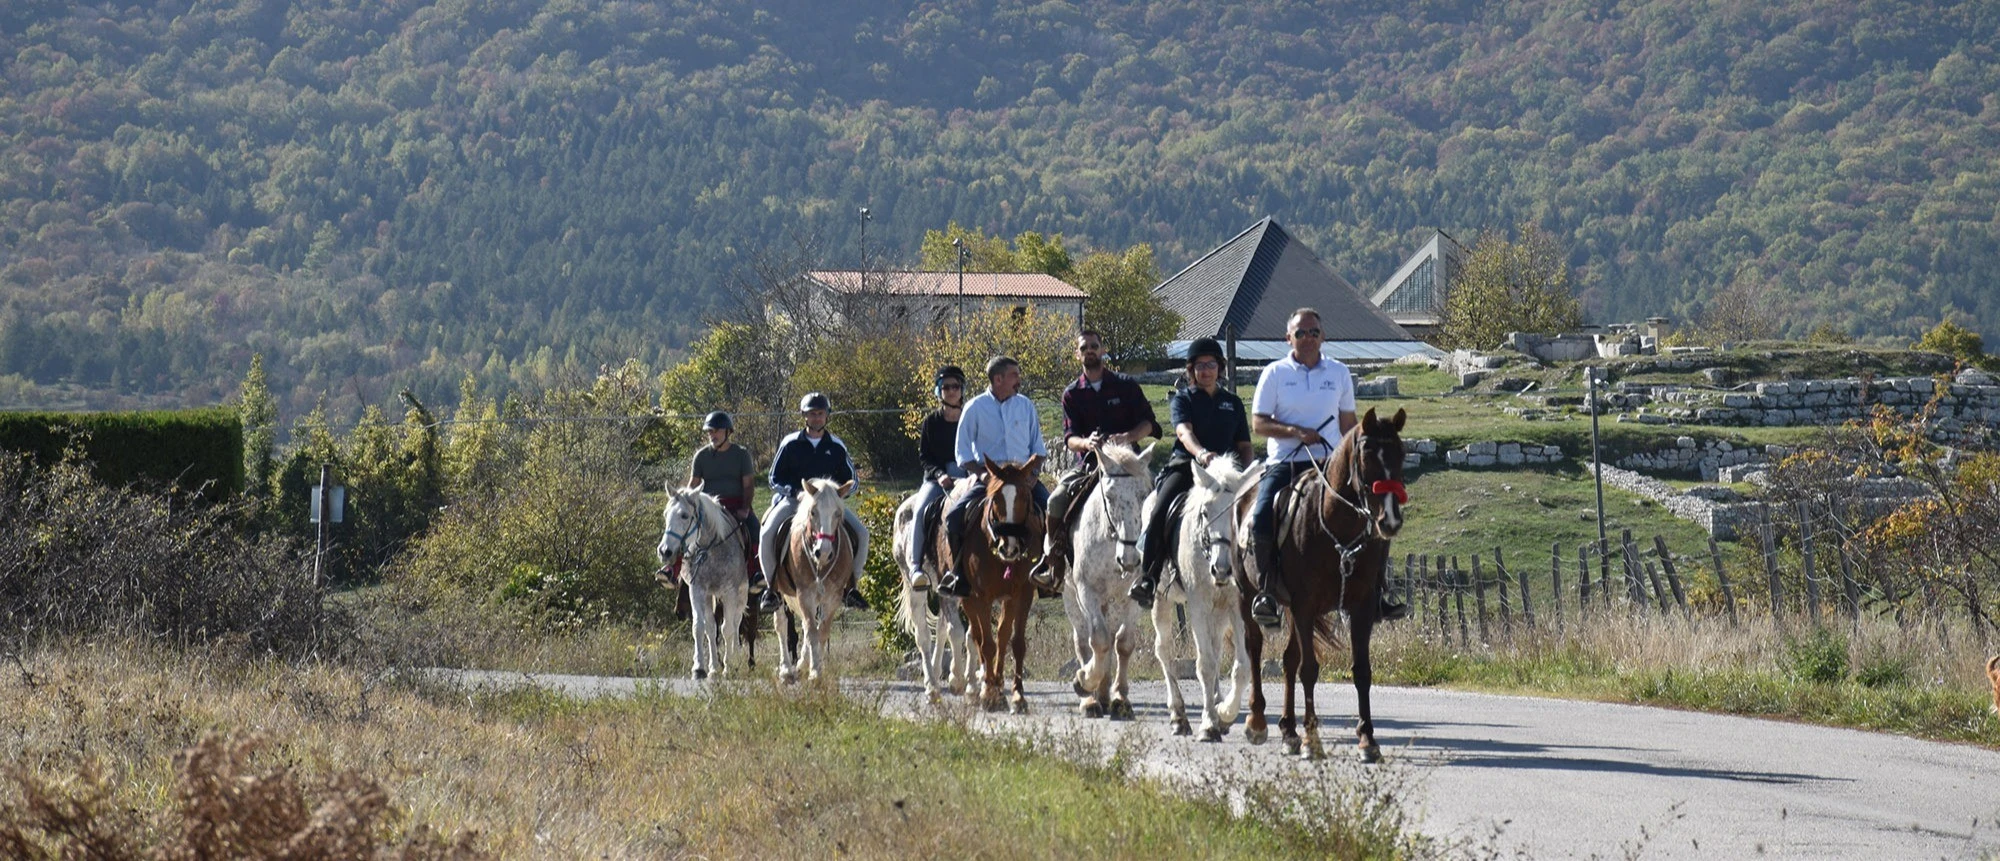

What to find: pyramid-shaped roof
left=1154, top=217, right=1415, bottom=342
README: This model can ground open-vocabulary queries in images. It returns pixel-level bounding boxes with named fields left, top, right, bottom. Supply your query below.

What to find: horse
left=1234, top=407, right=1407, bottom=761
left=934, top=455, right=1044, bottom=713
left=1060, top=444, right=1152, bottom=719
left=1153, top=455, right=1261, bottom=741
left=655, top=485, right=751, bottom=680
left=892, top=489, right=970, bottom=700
left=769, top=477, right=858, bottom=684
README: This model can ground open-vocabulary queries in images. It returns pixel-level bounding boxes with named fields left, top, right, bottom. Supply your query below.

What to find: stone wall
left=1588, top=462, right=1759, bottom=540
left=1631, top=369, right=2000, bottom=434
left=1614, top=436, right=1770, bottom=481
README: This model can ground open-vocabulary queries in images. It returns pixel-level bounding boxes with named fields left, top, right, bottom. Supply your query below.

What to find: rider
left=935, top=356, right=1050, bottom=598
left=1246, top=308, right=1408, bottom=628
left=757, top=392, right=871, bottom=614
left=1026, top=329, right=1159, bottom=596
left=904, top=365, right=968, bottom=590
left=663, top=410, right=762, bottom=591
left=1127, top=337, right=1254, bottom=609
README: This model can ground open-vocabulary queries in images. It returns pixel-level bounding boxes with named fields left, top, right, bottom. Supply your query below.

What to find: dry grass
left=0, top=639, right=1425, bottom=859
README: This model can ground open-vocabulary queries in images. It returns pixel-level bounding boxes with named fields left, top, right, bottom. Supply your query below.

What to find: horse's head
left=1349, top=407, right=1409, bottom=537
left=981, top=454, right=1044, bottom=562
left=1094, top=444, right=1151, bottom=571
left=657, top=485, right=707, bottom=564
left=793, top=477, right=854, bottom=569
left=1190, top=457, right=1255, bottom=583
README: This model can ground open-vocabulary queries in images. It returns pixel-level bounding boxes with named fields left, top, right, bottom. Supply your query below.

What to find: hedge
left=0, top=407, right=244, bottom=500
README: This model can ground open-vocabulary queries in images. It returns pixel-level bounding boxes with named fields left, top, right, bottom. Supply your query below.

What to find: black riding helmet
left=798, top=392, right=831, bottom=413
left=1186, top=337, right=1225, bottom=366
left=934, top=365, right=965, bottom=400
left=702, top=411, right=733, bottom=431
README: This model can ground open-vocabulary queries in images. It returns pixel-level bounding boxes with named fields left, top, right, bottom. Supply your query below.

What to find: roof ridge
left=1150, top=215, right=1272, bottom=294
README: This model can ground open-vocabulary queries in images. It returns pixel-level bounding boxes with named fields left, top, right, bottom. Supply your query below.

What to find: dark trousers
left=1140, top=463, right=1195, bottom=582
left=1250, top=459, right=1310, bottom=544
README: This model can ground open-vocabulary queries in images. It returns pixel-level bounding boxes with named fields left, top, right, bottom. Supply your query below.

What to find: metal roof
left=1152, top=217, right=1417, bottom=342
left=1167, top=339, right=1443, bottom=363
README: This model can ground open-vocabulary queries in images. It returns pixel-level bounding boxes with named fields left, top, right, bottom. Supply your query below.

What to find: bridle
left=1096, top=461, right=1142, bottom=559
left=661, top=494, right=740, bottom=566
left=1303, top=425, right=1407, bottom=581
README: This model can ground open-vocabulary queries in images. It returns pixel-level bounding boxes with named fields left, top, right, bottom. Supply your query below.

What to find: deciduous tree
left=1437, top=223, right=1583, bottom=350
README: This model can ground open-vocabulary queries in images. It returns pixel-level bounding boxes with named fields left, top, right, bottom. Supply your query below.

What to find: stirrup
left=757, top=589, right=782, bottom=613
left=842, top=587, right=871, bottom=611
left=1127, top=578, right=1156, bottom=610
left=937, top=572, right=970, bottom=598
left=1250, top=591, right=1283, bottom=628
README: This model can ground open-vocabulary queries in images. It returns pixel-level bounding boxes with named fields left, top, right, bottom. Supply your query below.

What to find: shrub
left=0, top=450, right=325, bottom=655
left=1781, top=628, right=1850, bottom=684
left=0, top=407, right=243, bottom=501
left=850, top=489, right=914, bottom=653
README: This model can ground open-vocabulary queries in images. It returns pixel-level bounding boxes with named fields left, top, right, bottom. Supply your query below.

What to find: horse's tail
left=896, top=578, right=920, bottom=638
left=1312, top=609, right=1344, bottom=655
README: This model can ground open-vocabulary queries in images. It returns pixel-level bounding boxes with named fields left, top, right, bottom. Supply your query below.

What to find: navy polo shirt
left=1166, top=386, right=1251, bottom=467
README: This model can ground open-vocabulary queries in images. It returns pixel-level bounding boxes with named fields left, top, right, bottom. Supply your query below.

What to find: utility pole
left=953, top=237, right=970, bottom=323
left=857, top=206, right=871, bottom=265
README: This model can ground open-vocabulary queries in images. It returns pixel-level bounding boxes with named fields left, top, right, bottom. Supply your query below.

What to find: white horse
left=1153, top=457, right=1262, bottom=741
left=1061, top=444, right=1152, bottom=719
left=892, top=489, right=970, bottom=700
left=771, top=477, right=857, bottom=684
left=655, top=485, right=749, bottom=680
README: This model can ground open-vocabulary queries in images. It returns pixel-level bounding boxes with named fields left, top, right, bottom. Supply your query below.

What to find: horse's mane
left=1097, top=444, right=1148, bottom=477
left=787, top=478, right=847, bottom=534
left=671, top=488, right=736, bottom=547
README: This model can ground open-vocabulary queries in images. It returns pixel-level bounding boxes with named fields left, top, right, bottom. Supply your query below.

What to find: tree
left=902, top=305, right=1074, bottom=441
left=1912, top=319, right=1996, bottom=370
left=236, top=354, right=277, bottom=501
left=1437, top=223, right=1583, bottom=350
left=919, top=224, right=1072, bottom=276
left=1071, top=244, right=1179, bottom=368
left=1695, top=279, right=1778, bottom=344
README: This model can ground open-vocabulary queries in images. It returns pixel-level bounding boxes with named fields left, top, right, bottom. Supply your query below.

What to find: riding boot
left=937, top=533, right=971, bottom=598
left=842, top=585, right=871, bottom=611
left=1027, top=514, right=1069, bottom=593
left=1376, top=568, right=1409, bottom=622
left=1127, top=531, right=1163, bottom=610
left=1246, top=535, right=1284, bottom=629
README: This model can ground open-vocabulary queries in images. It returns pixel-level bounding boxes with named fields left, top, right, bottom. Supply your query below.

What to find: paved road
left=441, top=669, right=2000, bottom=859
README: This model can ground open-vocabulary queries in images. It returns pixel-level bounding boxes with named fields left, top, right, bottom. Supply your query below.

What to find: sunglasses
left=940, top=383, right=963, bottom=391
left=1190, top=360, right=1220, bottom=370
left=1291, top=327, right=1322, bottom=339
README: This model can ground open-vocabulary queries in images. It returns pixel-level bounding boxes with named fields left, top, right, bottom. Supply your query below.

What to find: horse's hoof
left=1303, top=737, right=1326, bottom=760
left=1245, top=725, right=1268, bottom=745
left=1358, top=743, right=1383, bottom=764
left=692, top=668, right=707, bottom=681
left=1009, top=698, right=1029, bottom=716
left=1283, top=735, right=1302, bottom=756
left=1071, top=672, right=1089, bottom=697
left=1200, top=726, right=1224, bottom=743
left=1172, top=718, right=1192, bottom=737
left=1082, top=701, right=1105, bottom=719
left=1109, top=699, right=1135, bottom=721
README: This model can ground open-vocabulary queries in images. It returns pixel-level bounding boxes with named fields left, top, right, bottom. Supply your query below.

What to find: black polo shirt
left=1166, top=385, right=1251, bottom=467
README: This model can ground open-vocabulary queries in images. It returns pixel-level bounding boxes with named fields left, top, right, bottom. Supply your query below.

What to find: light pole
left=952, top=236, right=970, bottom=323
left=857, top=206, right=871, bottom=266
left=1588, top=365, right=1609, bottom=598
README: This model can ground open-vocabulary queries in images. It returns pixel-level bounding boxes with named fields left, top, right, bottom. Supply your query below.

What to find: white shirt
left=956, top=389, right=1049, bottom=468
left=1252, top=353, right=1356, bottom=462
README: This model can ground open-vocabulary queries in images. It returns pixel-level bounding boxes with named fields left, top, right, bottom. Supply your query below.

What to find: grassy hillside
left=3, top=0, right=1998, bottom=422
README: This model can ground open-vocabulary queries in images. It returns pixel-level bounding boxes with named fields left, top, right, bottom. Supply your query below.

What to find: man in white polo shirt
left=1246, top=307, right=1407, bottom=628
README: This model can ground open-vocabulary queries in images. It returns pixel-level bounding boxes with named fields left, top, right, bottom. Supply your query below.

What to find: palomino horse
left=892, top=490, right=970, bottom=699
left=1154, top=456, right=1261, bottom=741
left=656, top=485, right=751, bottom=680
left=770, top=477, right=858, bottom=684
left=934, top=455, right=1044, bottom=713
left=1234, top=407, right=1408, bottom=761
left=1061, top=444, right=1151, bottom=719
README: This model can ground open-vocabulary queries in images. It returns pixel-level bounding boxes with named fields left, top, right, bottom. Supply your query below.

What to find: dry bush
left=0, top=450, right=329, bottom=655
left=0, top=733, right=484, bottom=860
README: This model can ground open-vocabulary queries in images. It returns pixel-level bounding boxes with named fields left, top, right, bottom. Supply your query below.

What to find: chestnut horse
left=934, top=455, right=1045, bottom=713
left=1234, top=407, right=1407, bottom=761
left=770, top=477, right=858, bottom=684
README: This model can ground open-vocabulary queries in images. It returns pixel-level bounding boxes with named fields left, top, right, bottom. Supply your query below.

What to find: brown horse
left=936, top=455, right=1045, bottom=713
left=770, top=478, right=858, bottom=684
left=1234, top=407, right=1407, bottom=761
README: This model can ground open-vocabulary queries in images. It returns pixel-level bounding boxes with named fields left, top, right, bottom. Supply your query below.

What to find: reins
left=1095, top=459, right=1142, bottom=556
left=663, top=494, right=743, bottom=567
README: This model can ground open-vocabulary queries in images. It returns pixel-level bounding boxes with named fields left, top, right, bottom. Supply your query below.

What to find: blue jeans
left=1250, top=459, right=1310, bottom=544
left=906, top=479, right=950, bottom=572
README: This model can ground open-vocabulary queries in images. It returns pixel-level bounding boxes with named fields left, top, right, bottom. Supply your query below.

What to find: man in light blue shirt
left=937, top=355, right=1051, bottom=597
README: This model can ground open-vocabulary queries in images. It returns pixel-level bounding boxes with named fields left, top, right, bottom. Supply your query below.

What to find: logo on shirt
left=1218, top=402, right=1236, bottom=412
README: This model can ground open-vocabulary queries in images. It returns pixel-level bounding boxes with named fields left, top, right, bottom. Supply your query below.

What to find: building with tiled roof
left=1152, top=217, right=1440, bottom=364
left=806, top=270, right=1085, bottom=327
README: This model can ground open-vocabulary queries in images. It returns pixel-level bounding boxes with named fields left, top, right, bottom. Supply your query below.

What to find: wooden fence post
left=1621, top=530, right=1648, bottom=613
left=1761, top=506, right=1783, bottom=629
left=1797, top=501, right=1821, bottom=626
left=1453, top=557, right=1469, bottom=648
left=1549, top=541, right=1562, bottom=638
left=1707, top=536, right=1737, bottom=627
left=1836, top=541, right=1861, bottom=626
left=1654, top=535, right=1690, bottom=621
left=1471, top=554, right=1491, bottom=645
left=1404, top=552, right=1418, bottom=612
left=1576, top=543, right=1592, bottom=629
left=1642, top=559, right=1669, bottom=616
left=1493, top=548, right=1513, bottom=639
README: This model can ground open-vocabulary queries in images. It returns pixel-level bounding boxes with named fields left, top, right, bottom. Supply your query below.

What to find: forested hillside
left=3, top=0, right=1997, bottom=419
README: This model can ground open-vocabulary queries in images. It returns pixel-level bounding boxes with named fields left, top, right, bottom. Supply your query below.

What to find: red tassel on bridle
left=1371, top=480, right=1408, bottom=505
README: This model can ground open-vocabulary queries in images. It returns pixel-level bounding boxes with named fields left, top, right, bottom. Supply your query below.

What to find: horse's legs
left=1242, top=599, right=1269, bottom=745
left=1152, top=594, right=1190, bottom=736
left=1006, top=591, right=1030, bottom=714
left=1280, top=613, right=1303, bottom=754
left=1191, top=599, right=1228, bottom=740
left=1060, top=587, right=1098, bottom=711
left=966, top=601, right=1001, bottom=710
left=1109, top=609, right=1136, bottom=720
left=945, top=598, right=970, bottom=696
left=908, top=585, right=940, bottom=698
left=1300, top=620, right=1324, bottom=760
left=1219, top=598, right=1250, bottom=729
left=718, top=583, right=745, bottom=678
left=1353, top=614, right=1381, bottom=762
left=688, top=584, right=713, bottom=680
left=775, top=603, right=799, bottom=684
